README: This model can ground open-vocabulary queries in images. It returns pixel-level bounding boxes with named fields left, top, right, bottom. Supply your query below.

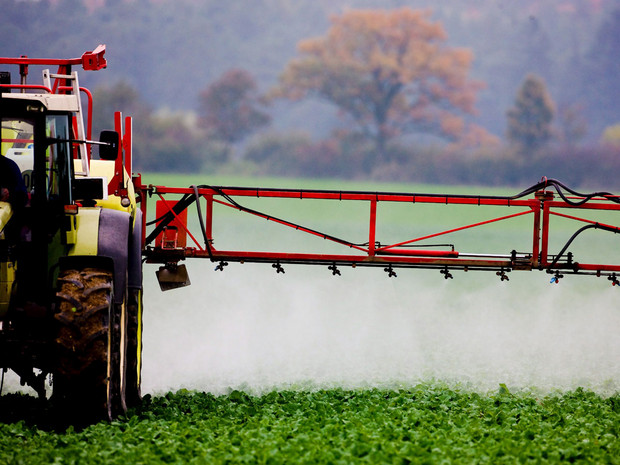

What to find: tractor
left=0, top=46, right=142, bottom=422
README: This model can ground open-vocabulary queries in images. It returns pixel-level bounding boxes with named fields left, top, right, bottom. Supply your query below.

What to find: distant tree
left=91, top=81, right=153, bottom=164
left=139, top=112, right=219, bottom=173
left=198, top=69, right=271, bottom=147
left=244, top=132, right=312, bottom=176
left=506, top=74, right=555, bottom=154
left=272, top=8, right=484, bottom=160
left=92, top=82, right=215, bottom=173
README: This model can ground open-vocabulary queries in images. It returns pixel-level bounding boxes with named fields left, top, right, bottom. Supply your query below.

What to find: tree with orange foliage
left=274, top=8, right=484, bottom=160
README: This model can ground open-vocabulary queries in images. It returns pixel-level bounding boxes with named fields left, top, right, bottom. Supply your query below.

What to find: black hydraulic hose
left=511, top=178, right=620, bottom=206
left=143, top=184, right=366, bottom=251
left=498, top=178, right=620, bottom=208
left=508, top=181, right=547, bottom=200
left=145, top=193, right=193, bottom=227
left=145, top=211, right=175, bottom=226
left=548, top=222, right=620, bottom=269
left=544, top=179, right=618, bottom=206
left=144, top=192, right=196, bottom=246
left=199, top=184, right=369, bottom=249
left=549, top=178, right=616, bottom=200
left=192, top=185, right=214, bottom=261
left=197, top=179, right=618, bottom=206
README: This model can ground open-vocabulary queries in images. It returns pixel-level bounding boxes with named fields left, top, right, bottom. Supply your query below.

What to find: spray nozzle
left=328, top=264, right=341, bottom=276
left=608, top=273, right=619, bottom=286
left=384, top=265, right=397, bottom=278
left=272, top=262, right=285, bottom=274
left=496, top=270, right=509, bottom=282
left=440, top=268, right=453, bottom=280
left=214, top=261, right=228, bottom=272
left=550, top=271, right=564, bottom=284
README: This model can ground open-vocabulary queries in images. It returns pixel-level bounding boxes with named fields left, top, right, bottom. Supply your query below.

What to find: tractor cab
left=0, top=72, right=97, bottom=316
left=0, top=46, right=130, bottom=315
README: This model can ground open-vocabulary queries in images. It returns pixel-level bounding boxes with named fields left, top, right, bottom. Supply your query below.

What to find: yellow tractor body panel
left=0, top=260, right=16, bottom=319
left=0, top=201, right=15, bottom=318
left=69, top=208, right=100, bottom=256
left=0, top=202, right=12, bottom=237
left=79, top=159, right=136, bottom=215
left=87, top=159, right=115, bottom=185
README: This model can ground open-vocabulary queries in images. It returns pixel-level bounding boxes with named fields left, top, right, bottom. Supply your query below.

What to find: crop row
left=0, top=385, right=618, bottom=464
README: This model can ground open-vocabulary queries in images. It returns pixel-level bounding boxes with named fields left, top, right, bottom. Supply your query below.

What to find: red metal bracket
left=80, top=44, right=107, bottom=71
left=0, top=45, right=107, bottom=71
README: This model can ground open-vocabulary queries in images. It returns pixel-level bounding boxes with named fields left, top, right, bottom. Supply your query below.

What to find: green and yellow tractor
left=0, top=46, right=143, bottom=422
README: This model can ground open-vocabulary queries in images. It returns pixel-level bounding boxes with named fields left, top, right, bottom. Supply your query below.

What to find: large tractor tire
left=53, top=268, right=125, bottom=423
left=124, top=287, right=143, bottom=408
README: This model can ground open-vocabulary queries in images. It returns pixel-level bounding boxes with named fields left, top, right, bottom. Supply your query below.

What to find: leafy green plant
left=0, top=385, right=618, bottom=464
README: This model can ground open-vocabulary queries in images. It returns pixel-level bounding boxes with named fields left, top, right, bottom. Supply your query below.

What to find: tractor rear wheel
left=53, top=268, right=124, bottom=423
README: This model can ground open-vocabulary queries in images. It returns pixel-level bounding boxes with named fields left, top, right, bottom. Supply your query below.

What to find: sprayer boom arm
left=135, top=178, right=620, bottom=288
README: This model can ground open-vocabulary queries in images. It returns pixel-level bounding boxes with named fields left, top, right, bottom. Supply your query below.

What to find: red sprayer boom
left=135, top=177, right=620, bottom=289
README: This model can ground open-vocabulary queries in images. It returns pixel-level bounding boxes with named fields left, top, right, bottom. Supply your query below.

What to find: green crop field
left=2, top=175, right=619, bottom=463
left=0, top=386, right=619, bottom=464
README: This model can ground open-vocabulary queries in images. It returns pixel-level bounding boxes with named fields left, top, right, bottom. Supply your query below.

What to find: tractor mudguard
left=67, top=207, right=131, bottom=305
left=98, top=208, right=131, bottom=305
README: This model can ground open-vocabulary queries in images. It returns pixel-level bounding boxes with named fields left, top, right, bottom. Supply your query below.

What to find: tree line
left=85, top=7, right=620, bottom=189
left=5, top=1, right=618, bottom=188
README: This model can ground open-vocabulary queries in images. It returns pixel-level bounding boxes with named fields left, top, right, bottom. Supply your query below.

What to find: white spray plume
left=142, top=261, right=620, bottom=396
